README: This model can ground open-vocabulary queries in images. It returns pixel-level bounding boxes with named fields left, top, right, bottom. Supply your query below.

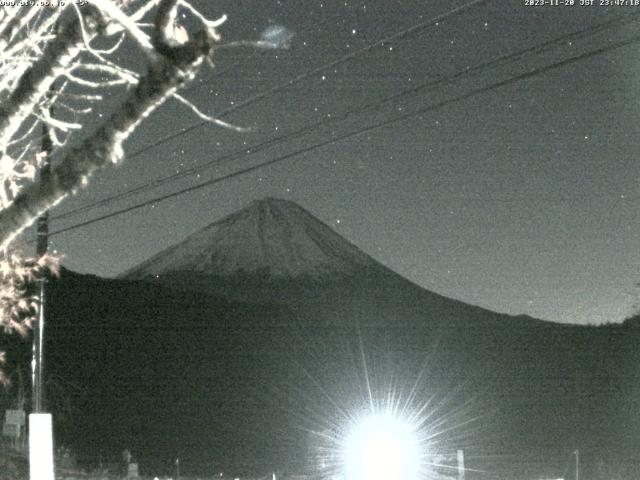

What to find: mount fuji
left=123, top=197, right=380, bottom=280
left=121, top=197, right=519, bottom=327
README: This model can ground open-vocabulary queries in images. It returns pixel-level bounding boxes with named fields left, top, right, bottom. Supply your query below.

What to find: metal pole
left=574, top=449, right=579, bottom=480
left=32, top=114, right=52, bottom=413
left=29, top=90, right=55, bottom=480
left=457, top=449, right=465, bottom=480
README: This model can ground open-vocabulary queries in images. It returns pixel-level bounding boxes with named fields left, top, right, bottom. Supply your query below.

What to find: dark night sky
left=30, top=0, right=640, bottom=325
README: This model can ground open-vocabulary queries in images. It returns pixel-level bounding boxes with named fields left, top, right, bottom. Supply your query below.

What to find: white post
left=29, top=413, right=54, bottom=480
left=457, top=449, right=465, bottom=480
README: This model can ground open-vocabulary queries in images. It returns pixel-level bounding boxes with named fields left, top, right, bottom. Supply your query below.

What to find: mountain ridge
left=121, top=197, right=556, bottom=326
left=123, top=197, right=381, bottom=280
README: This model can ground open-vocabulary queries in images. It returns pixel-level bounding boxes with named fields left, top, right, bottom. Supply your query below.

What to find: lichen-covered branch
left=0, top=9, right=103, bottom=152
left=0, top=6, right=221, bottom=250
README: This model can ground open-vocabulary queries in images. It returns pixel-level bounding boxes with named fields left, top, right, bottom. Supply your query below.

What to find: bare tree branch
left=0, top=23, right=219, bottom=249
left=0, top=8, right=105, bottom=152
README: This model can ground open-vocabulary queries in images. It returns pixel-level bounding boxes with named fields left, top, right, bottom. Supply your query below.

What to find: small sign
left=2, top=423, right=19, bottom=438
left=127, top=463, right=139, bottom=478
left=5, top=409, right=25, bottom=426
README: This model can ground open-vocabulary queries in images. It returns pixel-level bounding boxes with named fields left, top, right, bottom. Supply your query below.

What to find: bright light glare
left=344, top=413, right=420, bottom=480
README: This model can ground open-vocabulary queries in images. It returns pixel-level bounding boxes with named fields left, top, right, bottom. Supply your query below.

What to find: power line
left=51, top=0, right=492, bottom=221
left=105, top=1, right=493, bottom=156
left=46, top=31, right=640, bottom=239
left=52, top=12, right=640, bottom=222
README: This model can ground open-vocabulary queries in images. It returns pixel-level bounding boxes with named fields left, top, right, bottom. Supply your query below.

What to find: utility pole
left=29, top=107, right=54, bottom=480
left=32, top=117, right=51, bottom=413
left=574, top=449, right=579, bottom=480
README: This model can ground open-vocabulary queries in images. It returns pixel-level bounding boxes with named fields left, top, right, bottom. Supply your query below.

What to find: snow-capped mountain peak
left=123, top=197, right=379, bottom=280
